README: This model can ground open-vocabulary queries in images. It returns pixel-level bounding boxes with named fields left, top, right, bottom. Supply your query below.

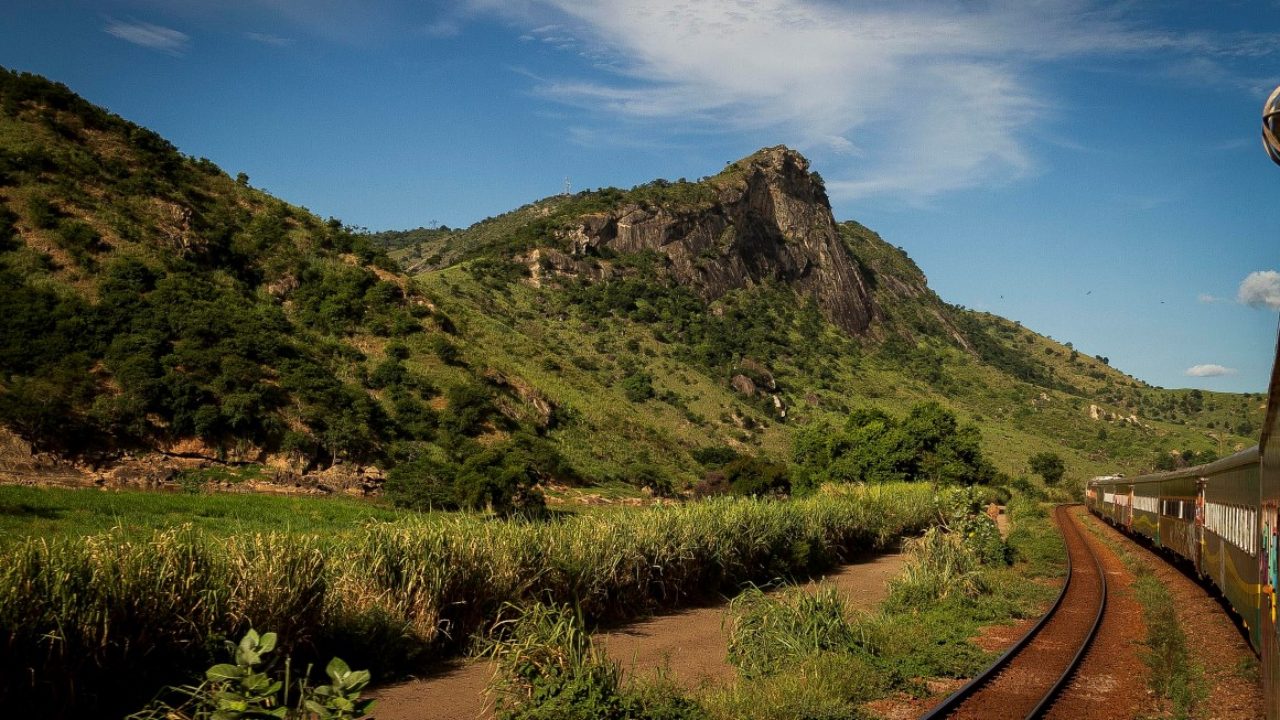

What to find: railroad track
left=919, top=504, right=1107, bottom=720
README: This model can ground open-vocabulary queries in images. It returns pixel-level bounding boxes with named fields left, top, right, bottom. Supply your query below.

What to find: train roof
left=1087, top=445, right=1260, bottom=487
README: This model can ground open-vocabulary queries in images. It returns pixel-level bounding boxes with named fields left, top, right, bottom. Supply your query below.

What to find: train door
left=1127, top=486, right=1135, bottom=530
left=1262, top=503, right=1277, bottom=626
left=1194, top=479, right=1206, bottom=576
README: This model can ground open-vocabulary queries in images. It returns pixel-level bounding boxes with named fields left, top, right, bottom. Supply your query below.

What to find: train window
left=1205, top=503, right=1260, bottom=557
left=1159, top=499, right=1194, bottom=521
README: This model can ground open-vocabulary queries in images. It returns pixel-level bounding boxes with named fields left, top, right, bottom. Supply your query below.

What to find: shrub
left=366, top=358, right=406, bottom=389
left=691, top=446, right=739, bottom=468
left=693, top=471, right=731, bottom=498
left=26, top=194, right=58, bottom=228
left=383, top=456, right=459, bottom=510
left=1010, top=475, right=1043, bottom=499
left=429, top=334, right=461, bottom=365
left=55, top=219, right=103, bottom=266
left=0, top=206, right=19, bottom=250
left=620, top=371, right=655, bottom=402
left=792, top=402, right=996, bottom=488
left=128, top=629, right=374, bottom=720
left=632, top=463, right=675, bottom=497
left=441, top=383, right=497, bottom=435
left=1028, top=451, right=1065, bottom=485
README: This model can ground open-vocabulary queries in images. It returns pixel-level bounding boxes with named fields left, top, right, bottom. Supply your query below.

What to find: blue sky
left=3, top=0, right=1279, bottom=392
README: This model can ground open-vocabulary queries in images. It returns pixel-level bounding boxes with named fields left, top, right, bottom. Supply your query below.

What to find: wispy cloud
left=467, top=0, right=1279, bottom=202
left=1238, top=270, right=1280, bottom=310
left=1186, top=364, right=1237, bottom=377
left=424, top=19, right=462, bottom=38
left=104, top=19, right=189, bottom=55
left=1197, top=293, right=1222, bottom=304
left=245, top=31, right=294, bottom=47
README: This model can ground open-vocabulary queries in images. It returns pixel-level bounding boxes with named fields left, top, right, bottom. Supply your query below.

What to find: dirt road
left=369, top=551, right=907, bottom=720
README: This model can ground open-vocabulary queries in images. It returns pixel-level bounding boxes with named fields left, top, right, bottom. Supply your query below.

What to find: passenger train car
left=1087, top=325, right=1280, bottom=717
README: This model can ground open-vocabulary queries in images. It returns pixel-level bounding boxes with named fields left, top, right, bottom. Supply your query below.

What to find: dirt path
left=368, top=552, right=906, bottom=720
left=1080, top=508, right=1264, bottom=719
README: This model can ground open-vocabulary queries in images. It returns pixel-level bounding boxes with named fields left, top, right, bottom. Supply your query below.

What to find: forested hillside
left=0, top=68, right=1263, bottom=503
left=0, top=68, right=582, bottom=504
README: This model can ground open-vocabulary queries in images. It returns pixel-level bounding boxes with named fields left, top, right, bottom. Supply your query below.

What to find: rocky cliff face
left=558, top=147, right=879, bottom=334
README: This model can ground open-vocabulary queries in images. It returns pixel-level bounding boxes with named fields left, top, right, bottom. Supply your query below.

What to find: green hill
left=0, top=68, right=1261, bottom=502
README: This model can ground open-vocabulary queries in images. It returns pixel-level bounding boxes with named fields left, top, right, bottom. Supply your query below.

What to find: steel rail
left=1026, top=507, right=1108, bottom=718
left=917, top=504, right=1107, bottom=720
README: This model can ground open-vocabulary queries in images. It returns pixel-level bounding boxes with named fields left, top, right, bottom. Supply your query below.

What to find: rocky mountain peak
left=555, top=147, right=878, bottom=334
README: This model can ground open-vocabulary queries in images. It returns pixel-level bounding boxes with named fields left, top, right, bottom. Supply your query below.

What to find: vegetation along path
left=927, top=505, right=1107, bottom=720
left=369, top=551, right=907, bottom=720
left=1079, top=507, right=1264, bottom=719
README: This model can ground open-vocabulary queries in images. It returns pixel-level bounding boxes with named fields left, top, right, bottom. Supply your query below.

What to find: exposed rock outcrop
left=730, top=374, right=757, bottom=396
left=0, top=426, right=88, bottom=486
left=483, top=367, right=557, bottom=428
left=558, top=147, right=878, bottom=335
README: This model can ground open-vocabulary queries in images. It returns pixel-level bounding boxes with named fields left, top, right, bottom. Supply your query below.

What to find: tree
left=722, top=455, right=790, bottom=496
left=791, top=403, right=996, bottom=490
left=384, top=456, right=459, bottom=511
left=1028, top=451, right=1065, bottom=485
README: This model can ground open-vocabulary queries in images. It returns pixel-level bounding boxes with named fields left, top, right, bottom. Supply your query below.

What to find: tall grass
left=703, top=490, right=1058, bottom=720
left=484, top=602, right=707, bottom=720
left=885, top=527, right=988, bottom=608
left=726, top=586, right=858, bottom=681
left=0, top=483, right=937, bottom=719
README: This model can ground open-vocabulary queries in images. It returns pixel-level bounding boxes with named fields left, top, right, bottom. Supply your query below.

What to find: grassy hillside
left=0, top=67, right=1261, bottom=502
left=380, top=171, right=1261, bottom=487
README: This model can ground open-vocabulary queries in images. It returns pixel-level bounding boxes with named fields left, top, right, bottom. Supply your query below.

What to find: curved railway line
left=920, top=505, right=1107, bottom=720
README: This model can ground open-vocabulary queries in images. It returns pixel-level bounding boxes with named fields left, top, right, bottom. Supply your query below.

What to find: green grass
left=1132, top=573, right=1206, bottom=719
left=0, top=483, right=938, bottom=720
left=0, top=485, right=412, bottom=540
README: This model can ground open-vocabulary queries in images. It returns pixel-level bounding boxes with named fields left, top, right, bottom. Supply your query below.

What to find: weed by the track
left=1078, top=514, right=1207, bottom=719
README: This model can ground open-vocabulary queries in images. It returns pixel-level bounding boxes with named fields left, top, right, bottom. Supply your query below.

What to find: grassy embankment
left=0, top=484, right=414, bottom=539
left=0, top=482, right=937, bottom=718
left=483, top=493, right=1066, bottom=720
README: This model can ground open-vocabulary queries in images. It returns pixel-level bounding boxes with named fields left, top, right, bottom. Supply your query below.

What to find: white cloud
left=104, top=19, right=189, bottom=54
left=1197, top=293, right=1221, bottom=303
left=424, top=20, right=462, bottom=38
left=1239, top=270, right=1280, bottom=310
left=1185, top=364, right=1238, bottom=377
left=467, top=0, right=1279, bottom=202
left=245, top=31, right=294, bottom=47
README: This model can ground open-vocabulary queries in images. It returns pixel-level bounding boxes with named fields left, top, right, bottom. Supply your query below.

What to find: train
left=1087, top=323, right=1280, bottom=717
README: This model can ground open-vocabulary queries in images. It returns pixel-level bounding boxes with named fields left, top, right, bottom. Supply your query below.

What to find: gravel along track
left=923, top=505, right=1106, bottom=720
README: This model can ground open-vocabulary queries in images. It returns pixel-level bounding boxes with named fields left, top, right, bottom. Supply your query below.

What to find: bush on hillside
left=722, top=455, right=790, bottom=497
left=1028, top=451, right=1065, bottom=485
left=792, top=402, right=996, bottom=491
